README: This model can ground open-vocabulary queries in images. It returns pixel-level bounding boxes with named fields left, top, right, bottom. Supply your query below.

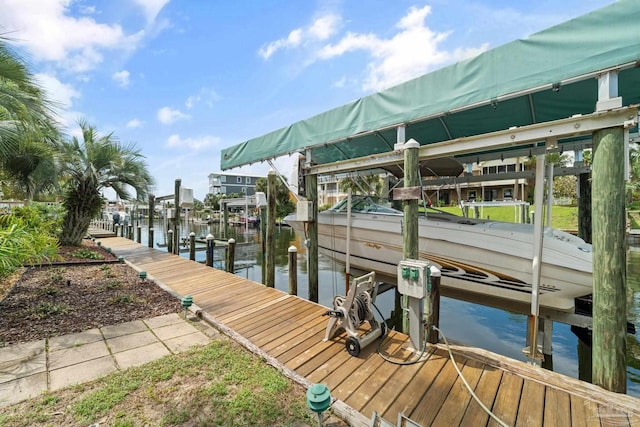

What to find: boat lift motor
left=323, top=271, right=386, bottom=356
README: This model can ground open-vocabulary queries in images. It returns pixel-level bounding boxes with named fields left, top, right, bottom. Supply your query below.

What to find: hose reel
left=323, top=271, right=386, bottom=356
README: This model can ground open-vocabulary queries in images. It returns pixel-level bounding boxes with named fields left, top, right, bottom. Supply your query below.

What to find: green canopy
left=221, top=0, right=640, bottom=170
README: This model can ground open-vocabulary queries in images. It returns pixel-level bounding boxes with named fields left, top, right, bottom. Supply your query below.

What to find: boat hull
left=287, top=210, right=592, bottom=311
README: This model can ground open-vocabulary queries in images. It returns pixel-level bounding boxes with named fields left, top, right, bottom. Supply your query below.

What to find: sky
left=1, top=0, right=615, bottom=200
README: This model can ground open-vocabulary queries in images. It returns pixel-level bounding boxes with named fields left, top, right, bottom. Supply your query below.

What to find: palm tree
left=1, top=36, right=61, bottom=198
left=58, top=120, right=154, bottom=245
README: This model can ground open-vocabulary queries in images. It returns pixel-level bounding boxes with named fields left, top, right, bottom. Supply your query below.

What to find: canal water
left=130, top=219, right=640, bottom=397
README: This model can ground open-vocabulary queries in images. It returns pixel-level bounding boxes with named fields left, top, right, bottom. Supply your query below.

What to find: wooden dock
left=99, top=236, right=640, bottom=427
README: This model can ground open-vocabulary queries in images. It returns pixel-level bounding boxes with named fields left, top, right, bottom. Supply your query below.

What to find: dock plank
left=488, top=372, right=524, bottom=427
left=97, top=236, right=640, bottom=427
left=430, top=358, right=484, bottom=427
left=515, top=380, right=545, bottom=427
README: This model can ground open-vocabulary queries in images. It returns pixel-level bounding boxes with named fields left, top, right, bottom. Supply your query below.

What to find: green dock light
left=306, top=383, right=331, bottom=426
left=97, top=241, right=102, bottom=247
left=181, top=295, right=194, bottom=318
left=105, top=247, right=112, bottom=253
left=118, top=256, right=124, bottom=263
left=139, top=271, right=147, bottom=280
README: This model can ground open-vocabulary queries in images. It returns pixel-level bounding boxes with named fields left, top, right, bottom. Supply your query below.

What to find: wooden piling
left=173, top=178, right=181, bottom=255
left=136, top=225, right=141, bottom=244
left=288, top=245, right=297, bottom=296
left=148, top=194, right=155, bottom=248
left=189, top=232, right=196, bottom=261
left=592, top=126, right=627, bottom=393
left=306, top=173, right=319, bottom=303
left=167, top=230, right=173, bottom=254
left=227, top=238, right=236, bottom=272
left=578, top=173, right=592, bottom=243
left=265, top=171, right=276, bottom=288
left=206, top=234, right=214, bottom=267
left=402, top=139, right=420, bottom=337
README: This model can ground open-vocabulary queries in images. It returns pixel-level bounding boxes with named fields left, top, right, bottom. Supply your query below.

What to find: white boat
left=285, top=196, right=592, bottom=312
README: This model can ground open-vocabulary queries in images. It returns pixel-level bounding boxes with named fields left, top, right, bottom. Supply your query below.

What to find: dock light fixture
left=306, top=383, right=331, bottom=427
left=181, top=295, right=193, bottom=318
left=139, top=271, right=147, bottom=280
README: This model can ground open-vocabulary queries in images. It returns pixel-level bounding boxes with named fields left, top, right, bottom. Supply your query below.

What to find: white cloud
left=258, top=14, right=340, bottom=59
left=126, top=118, right=144, bottom=128
left=166, top=134, right=220, bottom=150
left=112, top=70, right=131, bottom=87
left=316, top=5, right=488, bottom=92
left=157, top=106, right=190, bottom=124
left=133, top=0, right=170, bottom=23
left=185, top=87, right=221, bottom=109
left=0, top=0, right=145, bottom=73
left=34, top=72, right=83, bottom=128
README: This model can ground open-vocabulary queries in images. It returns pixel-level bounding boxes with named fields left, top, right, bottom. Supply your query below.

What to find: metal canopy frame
left=307, top=107, right=638, bottom=177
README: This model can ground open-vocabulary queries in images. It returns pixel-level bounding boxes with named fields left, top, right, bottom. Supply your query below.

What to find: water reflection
left=128, top=218, right=640, bottom=398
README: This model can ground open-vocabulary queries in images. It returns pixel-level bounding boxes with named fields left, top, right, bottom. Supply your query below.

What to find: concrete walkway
left=0, top=313, right=215, bottom=408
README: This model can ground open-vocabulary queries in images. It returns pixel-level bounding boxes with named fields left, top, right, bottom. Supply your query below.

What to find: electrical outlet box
left=297, top=200, right=313, bottom=222
left=397, top=259, right=430, bottom=299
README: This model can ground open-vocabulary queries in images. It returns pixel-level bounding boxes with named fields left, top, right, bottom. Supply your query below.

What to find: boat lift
left=323, top=271, right=386, bottom=356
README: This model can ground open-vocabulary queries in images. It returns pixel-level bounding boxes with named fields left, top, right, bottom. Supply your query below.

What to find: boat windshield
left=328, top=196, right=401, bottom=214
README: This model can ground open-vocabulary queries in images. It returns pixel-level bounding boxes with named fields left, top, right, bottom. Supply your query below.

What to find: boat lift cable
left=266, top=159, right=302, bottom=202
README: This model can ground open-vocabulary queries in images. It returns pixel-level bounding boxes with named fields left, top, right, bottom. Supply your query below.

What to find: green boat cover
left=221, top=0, right=640, bottom=170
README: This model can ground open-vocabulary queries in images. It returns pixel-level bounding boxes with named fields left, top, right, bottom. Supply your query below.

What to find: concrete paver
left=48, top=328, right=103, bottom=351
left=164, top=331, right=211, bottom=353
left=152, top=321, right=200, bottom=341
left=50, top=355, right=117, bottom=391
left=49, top=340, right=110, bottom=370
left=0, top=340, right=46, bottom=383
left=144, top=312, right=183, bottom=328
left=0, top=313, right=212, bottom=408
left=107, top=330, right=159, bottom=353
left=101, top=319, right=147, bottom=339
left=0, top=372, right=47, bottom=407
left=114, top=342, right=171, bottom=370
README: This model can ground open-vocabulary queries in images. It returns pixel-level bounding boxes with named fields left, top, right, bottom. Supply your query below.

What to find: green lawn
left=435, top=205, right=579, bottom=230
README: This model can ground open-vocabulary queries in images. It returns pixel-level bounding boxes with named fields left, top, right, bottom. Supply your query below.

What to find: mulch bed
left=0, top=239, right=181, bottom=346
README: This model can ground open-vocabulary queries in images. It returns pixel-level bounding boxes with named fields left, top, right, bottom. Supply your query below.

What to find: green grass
left=0, top=339, right=315, bottom=427
left=436, top=205, right=579, bottom=229
left=69, top=248, right=104, bottom=260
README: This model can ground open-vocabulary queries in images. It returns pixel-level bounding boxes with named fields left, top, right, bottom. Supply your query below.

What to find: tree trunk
left=60, top=182, right=102, bottom=246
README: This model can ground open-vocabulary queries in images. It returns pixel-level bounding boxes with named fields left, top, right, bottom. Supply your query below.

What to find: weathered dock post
left=189, top=232, right=196, bottom=261
left=173, top=178, right=181, bottom=255
left=136, top=225, right=141, bottom=244
left=227, top=238, right=236, bottom=272
left=148, top=194, right=155, bottom=248
left=592, top=71, right=627, bottom=393
left=402, top=138, right=420, bottom=341
left=306, top=151, right=319, bottom=303
left=167, top=230, right=173, bottom=254
left=128, top=224, right=133, bottom=240
left=288, top=246, right=298, bottom=295
left=427, top=269, right=441, bottom=344
left=206, top=234, right=214, bottom=267
left=592, top=126, right=627, bottom=392
left=265, top=170, right=276, bottom=287
left=223, top=202, right=229, bottom=239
